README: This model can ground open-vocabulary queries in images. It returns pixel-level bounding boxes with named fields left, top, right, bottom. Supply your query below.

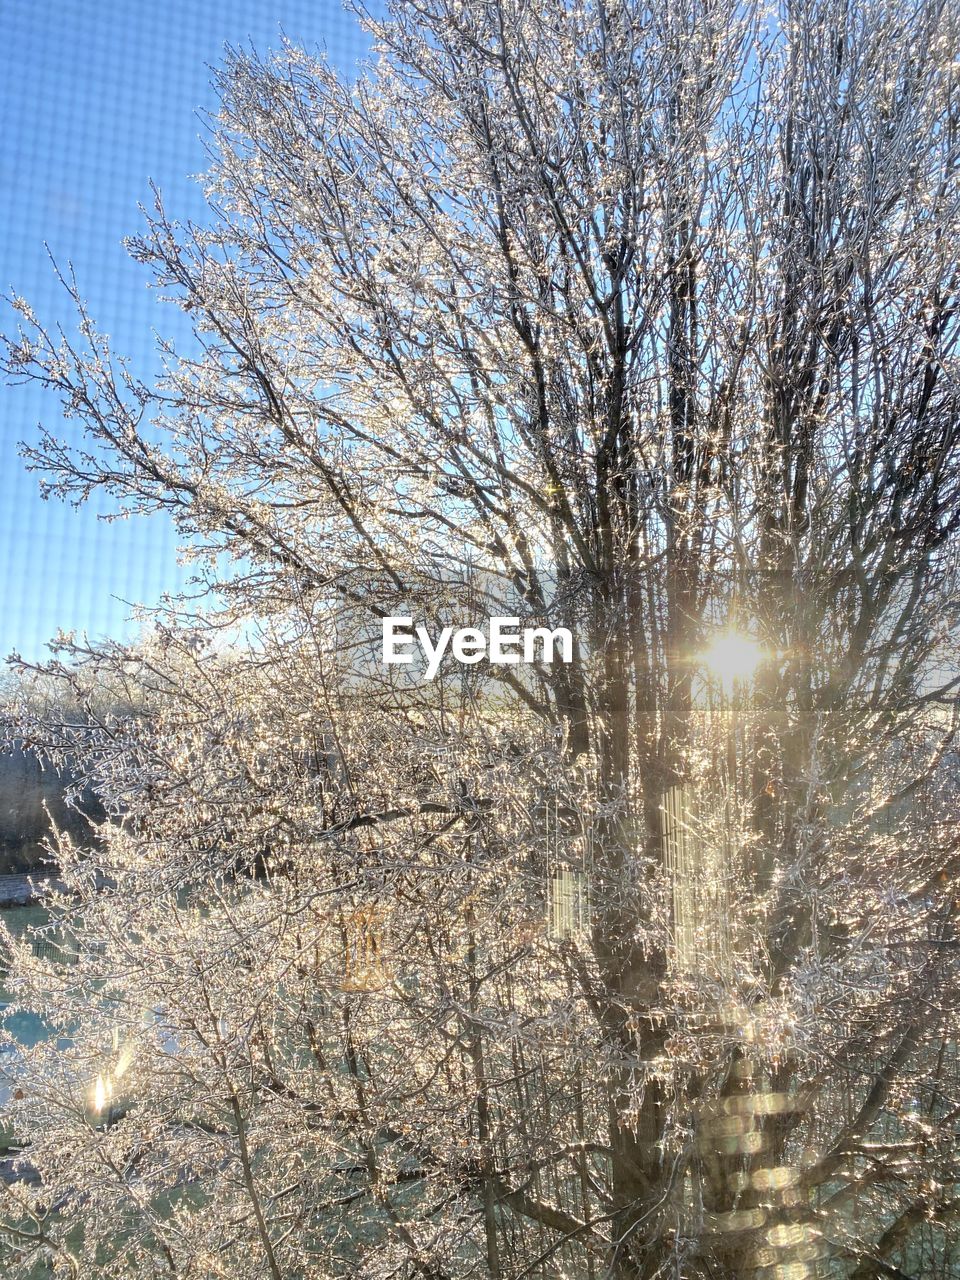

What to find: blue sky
left=1, top=0, right=371, bottom=664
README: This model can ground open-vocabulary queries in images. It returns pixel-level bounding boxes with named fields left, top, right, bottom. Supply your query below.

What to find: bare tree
left=3, top=0, right=960, bottom=1276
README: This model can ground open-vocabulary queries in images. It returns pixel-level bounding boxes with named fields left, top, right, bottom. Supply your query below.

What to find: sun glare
left=700, top=629, right=765, bottom=692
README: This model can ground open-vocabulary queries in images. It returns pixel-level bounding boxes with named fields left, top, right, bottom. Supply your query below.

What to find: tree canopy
left=2, top=1, right=960, bottom=1276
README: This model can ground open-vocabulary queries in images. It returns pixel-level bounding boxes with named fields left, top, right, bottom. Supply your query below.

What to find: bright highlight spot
left=700, top=628, right=765, bottom=691
left=92, top=1072, right=114, bottom=1115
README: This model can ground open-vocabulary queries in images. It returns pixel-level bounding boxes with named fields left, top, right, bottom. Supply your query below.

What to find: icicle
left=341, top=905, right=391, bottom=991
left=662, top=785, right=696, bottom=970
left=661, top=783, right=733, bottom=978
left=580, top=809, right=593, bottom=934
left=546, top=795, right=587, bottom=941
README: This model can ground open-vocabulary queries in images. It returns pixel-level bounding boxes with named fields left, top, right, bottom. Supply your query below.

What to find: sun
left=700, top=628, right=765, bottom=692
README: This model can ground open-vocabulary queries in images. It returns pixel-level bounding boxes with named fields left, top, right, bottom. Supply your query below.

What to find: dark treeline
left=0, top=748, right=103, bottom=873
